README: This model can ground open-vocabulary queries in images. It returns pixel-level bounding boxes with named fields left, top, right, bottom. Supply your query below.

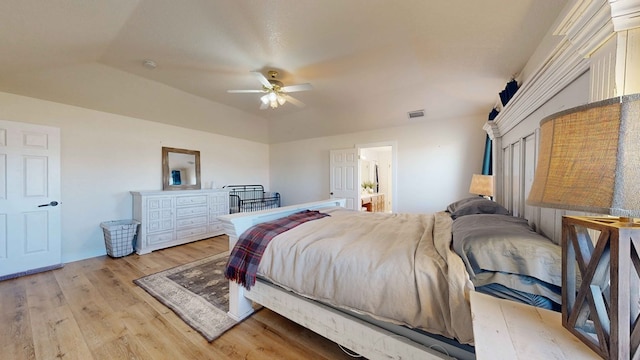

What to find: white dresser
left=131, top=189, right=229, bottom=254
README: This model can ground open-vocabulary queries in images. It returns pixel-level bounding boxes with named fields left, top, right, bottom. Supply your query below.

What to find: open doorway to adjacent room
left=358, top=143, right=395, bottom=213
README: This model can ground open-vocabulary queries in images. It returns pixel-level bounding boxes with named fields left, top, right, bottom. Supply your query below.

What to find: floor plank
left=0, top=278, right=36, bottom=359
left=0, top=235, right=356, bottom=359
left=53, top=270, right=126, bottom=351
left=29, top=303, right=94, bottom=360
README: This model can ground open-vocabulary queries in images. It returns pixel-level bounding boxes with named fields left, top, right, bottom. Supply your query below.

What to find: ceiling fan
left=227, top=70, right=312, bottom=109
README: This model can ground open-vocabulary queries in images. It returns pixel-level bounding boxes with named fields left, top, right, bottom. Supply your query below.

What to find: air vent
left=407, top=110, right=425, bottom=119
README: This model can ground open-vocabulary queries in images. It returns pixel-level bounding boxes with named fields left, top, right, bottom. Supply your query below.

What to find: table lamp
left=469, top=174, right=494, bottom=200
left=526, top=93, right=640, bottom=359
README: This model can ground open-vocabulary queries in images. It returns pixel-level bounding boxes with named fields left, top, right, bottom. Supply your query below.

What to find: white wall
left=270, top=115, right=487, bottom=214
left=0, top=92, right=269, bottom=263
left=0, top=91, right=488, bottom=262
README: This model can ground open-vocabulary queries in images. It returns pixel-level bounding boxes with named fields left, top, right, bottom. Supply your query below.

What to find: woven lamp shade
left=527, top=94, right=640, bottom=216
left=468, top=174, right=494, bottom=197
left=526, top=93, right=640, bottom=359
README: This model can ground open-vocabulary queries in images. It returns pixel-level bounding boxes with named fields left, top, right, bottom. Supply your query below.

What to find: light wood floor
left=0, top=235, right=357, bottom=360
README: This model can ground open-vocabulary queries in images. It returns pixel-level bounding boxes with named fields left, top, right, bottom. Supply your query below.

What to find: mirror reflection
left=360, top=159, right=378, bottom=193
left=168, top=152, right=196, bottom=185
left=162, top=147, right=201, bottom=190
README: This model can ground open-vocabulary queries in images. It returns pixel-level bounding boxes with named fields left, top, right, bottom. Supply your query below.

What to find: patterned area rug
left=134, top=251, right=238, bottom=341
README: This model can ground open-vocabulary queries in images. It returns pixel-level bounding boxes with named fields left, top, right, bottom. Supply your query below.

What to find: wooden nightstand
left=470, top=291, right=599, bottom=359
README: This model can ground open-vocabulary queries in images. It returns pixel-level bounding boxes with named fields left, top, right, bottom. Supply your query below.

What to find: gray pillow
left=473, top=272, right=561, bottom=305
left=452, top=214, right=561, bottom=287
left=446, top=197, right=510, bottom=219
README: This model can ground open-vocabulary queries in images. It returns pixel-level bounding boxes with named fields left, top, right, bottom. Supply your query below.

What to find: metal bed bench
left=223, top=184, right=281, bottom=214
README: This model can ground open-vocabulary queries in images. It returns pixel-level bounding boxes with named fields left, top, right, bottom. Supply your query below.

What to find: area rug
left=134, top=251, right=238, bottom=341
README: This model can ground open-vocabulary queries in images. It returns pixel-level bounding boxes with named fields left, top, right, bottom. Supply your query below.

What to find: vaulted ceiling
left=0, top=0, right=567, bottom=143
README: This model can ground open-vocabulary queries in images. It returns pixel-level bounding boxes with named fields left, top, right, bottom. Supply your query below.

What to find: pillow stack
left=446, top=197, right=562, bottom=309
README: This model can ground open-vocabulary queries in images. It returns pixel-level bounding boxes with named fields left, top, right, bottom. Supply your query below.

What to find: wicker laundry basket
left=100, top=220, right=140, bottom=257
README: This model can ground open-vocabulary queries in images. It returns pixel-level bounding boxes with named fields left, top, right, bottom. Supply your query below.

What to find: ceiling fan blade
left=251, top=71, right=273, bottom=89
left=282, top=83, right=313, bottom=93
left=227, top=89, right=263, bottom=93
left=282, top=94, right=305, bottom=108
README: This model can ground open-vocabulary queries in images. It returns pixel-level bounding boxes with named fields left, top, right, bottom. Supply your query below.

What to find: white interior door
left=0, top=120, right=61, bottom=279
left=329, top=148, right=359, bottom=210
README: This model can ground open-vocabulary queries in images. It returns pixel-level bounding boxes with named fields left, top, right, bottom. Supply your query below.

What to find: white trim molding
left=484, top=0, right=619, bottom=139
left=609, top=0, right=640, bottom=31
left=484, top=0, right=640, bottom=244
left=483, top=121, right=500, bottom=141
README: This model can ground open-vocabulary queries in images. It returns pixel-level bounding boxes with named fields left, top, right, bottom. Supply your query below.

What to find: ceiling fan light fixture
left=228, top=70, right=311, bottom=110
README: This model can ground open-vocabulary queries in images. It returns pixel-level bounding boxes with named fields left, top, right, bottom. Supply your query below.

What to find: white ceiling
left=0, top=0, right=567, bottom=143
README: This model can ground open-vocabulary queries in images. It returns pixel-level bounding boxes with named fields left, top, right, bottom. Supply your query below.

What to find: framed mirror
left=162, top=147, right=201, bottom=190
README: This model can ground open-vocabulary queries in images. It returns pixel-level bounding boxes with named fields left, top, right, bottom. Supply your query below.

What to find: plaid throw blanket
left=225, top=210, right=330, bottom=290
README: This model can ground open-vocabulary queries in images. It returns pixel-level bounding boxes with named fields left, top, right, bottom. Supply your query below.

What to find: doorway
left=358, top=143, right=395, bottom=212
left=0, top=120, right=62, bottom=280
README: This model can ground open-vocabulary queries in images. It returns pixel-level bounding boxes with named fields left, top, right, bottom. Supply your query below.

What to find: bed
left=214, top=3, right=633, bottom=357
left=219, top=197, right=562, bottom=360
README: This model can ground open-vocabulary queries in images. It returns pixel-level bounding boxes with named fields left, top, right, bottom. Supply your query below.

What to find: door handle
left=330, top=192, right=334, bottom=195
left=38, top=201, right=60, bottom=207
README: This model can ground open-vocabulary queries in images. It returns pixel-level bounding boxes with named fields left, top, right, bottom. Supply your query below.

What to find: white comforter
left=257, top=207, right=474, bottom=344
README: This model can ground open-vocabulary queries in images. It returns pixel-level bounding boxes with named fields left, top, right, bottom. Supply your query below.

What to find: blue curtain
left=482, top=80, right=519, bottom=175
left=499, top=80, right=519, bottom=106
left=482, top=134, right=492, bottom=175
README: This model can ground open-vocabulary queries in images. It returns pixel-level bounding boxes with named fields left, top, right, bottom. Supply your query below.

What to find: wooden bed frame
left=218, top=4, right=639, bottom=359
left=218, top=199, right=473, bottom=360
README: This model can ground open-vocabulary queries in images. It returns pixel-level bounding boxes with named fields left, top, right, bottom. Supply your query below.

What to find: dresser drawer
left=147, top=217, right=173, bottom=233
left=176, top=195, right=208, bottom=207
left=176, top=205, right=208, bottom=218
left=147, top=231, right=174, bottom=245
left=176, top=225, right=208, bottom=239
left=147, top=197, right=174, bottom=210
left=148, top=208, right=172, bottom=221
left=209, top=193, right=227, bottom=204
left=176, top=215, right=208, bottom=229
left=208, top=221, right=224, bottom=234
left=209, top=203, right=229, bottom=215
